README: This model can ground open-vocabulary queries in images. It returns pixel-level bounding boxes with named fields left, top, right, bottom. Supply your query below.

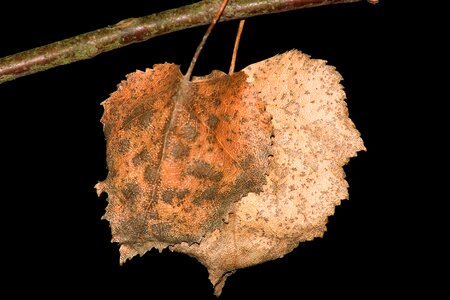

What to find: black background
left=0, top=1, right=433, bottom=298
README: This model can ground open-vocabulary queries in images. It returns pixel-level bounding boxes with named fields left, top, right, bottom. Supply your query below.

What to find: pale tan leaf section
left=172, top=50, right=366, bottom=295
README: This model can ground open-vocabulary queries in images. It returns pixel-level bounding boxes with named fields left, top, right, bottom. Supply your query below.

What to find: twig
left=0, top=0, right=376, bottom=84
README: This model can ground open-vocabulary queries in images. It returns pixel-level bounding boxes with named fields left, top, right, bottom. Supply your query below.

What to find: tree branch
left=0, top=0, right=376, bottom=84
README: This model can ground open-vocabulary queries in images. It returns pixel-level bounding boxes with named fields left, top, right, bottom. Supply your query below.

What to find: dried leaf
left=96, top=64, right=272, bottom=263
left=171, top=50, right=366, bottom=295
left=96, top=50, right=365, bottom=295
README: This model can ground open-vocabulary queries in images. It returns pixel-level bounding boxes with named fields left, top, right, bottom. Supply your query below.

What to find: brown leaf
left=96, top=49, right=365, bottom=295
left=96, top=64, right=272, bottom=263
left=171, top=50, right=366, bottom=295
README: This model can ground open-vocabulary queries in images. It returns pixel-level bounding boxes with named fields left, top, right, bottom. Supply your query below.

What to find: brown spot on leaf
left=161, top=189, right=176, bottom=204
left=192, top=185, right=219, bottom=206
left=186, top=160, right=223, bottom=182
left=144, top=165, right=158, bottom=183
left=117, top=139, right=130, bottom=154
left=180, top=124, right=198, bottom=141
left=122, top=182, right=141, bottom=203
left=176, top=188, right=190, bottom=200
left=171, top=143, right=190, bottom=159
left=207, top=115, right=220, bottom=129
left=132, top=149, right=150, bottom=167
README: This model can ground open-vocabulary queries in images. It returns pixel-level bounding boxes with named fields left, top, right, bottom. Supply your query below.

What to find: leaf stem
left=185, top=0, right=230, bottom=81
left=229, top=19, right=246, bottom=75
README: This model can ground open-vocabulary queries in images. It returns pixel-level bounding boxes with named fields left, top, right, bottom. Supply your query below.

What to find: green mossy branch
left=0, top=0, right=375, bottom=84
